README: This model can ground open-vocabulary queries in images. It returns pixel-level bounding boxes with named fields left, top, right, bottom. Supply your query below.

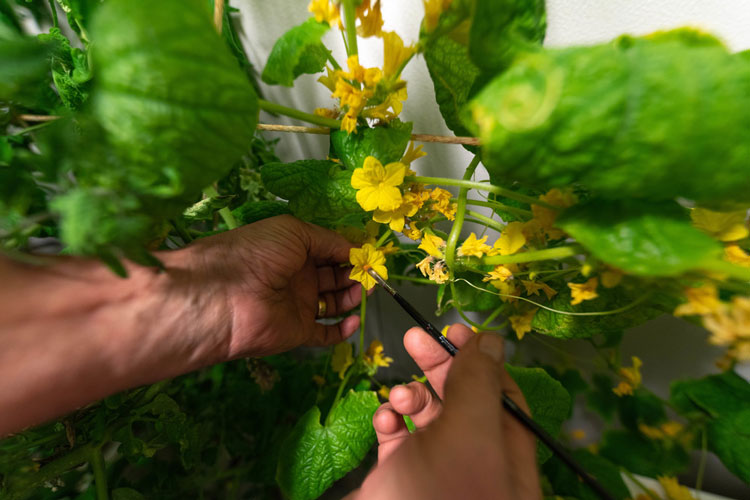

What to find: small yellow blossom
left=404, top=226, right=422, bottom=240
left=531, top=188, right=577, bottom=240
left=571, top=429, right=586, bottom=441
left=726, top=245, right=750, bottom=267
left=702, top=296, right=750, bottom=361
left=639, top=421, right=685, bottom=440
left=308, top=0, right=341, bottom=28
left=429, top=187, right=457, bottom=220
left=509, top=308, right=538, bottom=340
left=419, top=234, right=446, bottom=258
left=314, top=107, right=340, bottom=119
left=349, top=243, right=388, bottom=290
left=521, top=280, right=558, bottom=301
left=312, top=374, right=326, bottom=386
left=379, top=241, right=398, bottom=256
left=568, top=277, right=599, bottom=305
left=458, top=232, right=493, bottom=258
left=332, top=342, right=354, bottom=379
left=491, top=279, right=519, bottom=303
left=422, top=0, right=452, bottom=32
left=613, top=356, right=642, bottom=397
left=600, top=268, right=623, bottom=288
left=351, top=156, right=405, bottom=211
left=382, top=31, right=415, bottom=78
left=364, top=340, right=394, bottom=368
left=493, top=221, right=526, bottom=256
left=318, top=65, right=339, bottom=91
left=356, top=0, right=383, bottom=37
left=431, top=261, right=449, bottom=284
left=378, top=385, right=391, bottom=399
left=658, top=476, right=697, bottom=500
left=373, top=192, right=420, bottom=232
left=416, top=256, right=433, bottom=277
left=690, top=207, right=749, bottom=242
left=485, top=266, right=514, bottom=282
left=673, top=284, right=721, bottom=316
left=401, top=141, right=426, bottom=167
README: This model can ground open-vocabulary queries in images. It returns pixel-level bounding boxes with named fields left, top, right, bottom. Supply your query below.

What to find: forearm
left=0, top=250, right=230, bottom=436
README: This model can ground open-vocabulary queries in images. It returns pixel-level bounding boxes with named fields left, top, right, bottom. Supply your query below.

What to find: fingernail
left=479, top=334, right=503, bottom=362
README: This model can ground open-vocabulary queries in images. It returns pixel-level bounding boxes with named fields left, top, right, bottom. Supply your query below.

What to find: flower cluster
left=311, top=1, right=414, bottom=133
left=612, top=356, right=643, bottom=396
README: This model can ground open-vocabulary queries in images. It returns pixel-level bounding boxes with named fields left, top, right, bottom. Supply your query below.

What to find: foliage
left=2, top=0, right=750, bottom=499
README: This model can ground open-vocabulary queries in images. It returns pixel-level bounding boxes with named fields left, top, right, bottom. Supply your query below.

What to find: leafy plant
left=2, top=0, right=750, bottom=499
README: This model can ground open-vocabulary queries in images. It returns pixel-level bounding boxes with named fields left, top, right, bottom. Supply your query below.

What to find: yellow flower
left=364, top=340, right=394, bottom=368
left=493, top=221, right=526, bottom=256
left=318, top=65, right=339, bottom=91
left=657, top=476, right=697, bottom=500
left=416, top=256, right=433, bottom=277
left=349, top=243, right=388, bottom=290
left=674, top=284, right=721, bottom=316
left=640, top=421, right=685, bottom=441
left=600, top=268, right=623, bottom=288
left=726, top=245, right=750, bottom=267
left=331, top=342, right=354, bottom=379
left=379, top=241, right=398, bottom=255
left=568, top=277, right=599, bottom=305
left=485, top=265, right=514, bottom=282
left=571, top=429, right=586, bottom=441
left=373, top=192, right=420, bottom=232
left=690, top=207, right=749, bottom=242
left=308, top=0, right=341, bottom=28
left=613, top=356, right=643, bottom=397
left=401, top=141, right=426, bottom=167
left=422, top=0, right=452, bottom=32
left=351, top=156, right=405, bottom=211
left=314, top=107, right=339, bottom=119
left=703, top=296, right=750, bottom=360
left=429, top=187, right=457, bottom=220
left=431, top=261, right=449, bottom=284
left=531, top=188, right=577, bottom=240
left=378, top=385, right=391, bottom=399
left=382, top=31, right=415, bottom=78
left=509, top=308, right=538, bottom=340
left=312, top=374, right=326, bottom=386
left=419, top=234, right=445, bottom=258
left=458, top=232, right=493, bottom=258
left=356, top=0, right=383, bottom=37
left=521, top=280, right=557, bottom=301
left=491, top=279, right=519, bottom=303
left=341, top=113, right=358, bottom=134
left=404, top=226, right=422, bottom=240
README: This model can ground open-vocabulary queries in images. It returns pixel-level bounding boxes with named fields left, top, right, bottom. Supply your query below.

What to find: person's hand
left=171, top=215, right=363, bottom=360
left=355, top=324, right=542, bottom=499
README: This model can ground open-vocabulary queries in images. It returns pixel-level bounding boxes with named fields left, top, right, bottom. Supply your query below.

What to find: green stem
left=462, top=198, right=533, bottom=218
left=465, top=209, right=505, bottom=233
left=445, top=157, right=481, bottom=275
left=696, top=424, right=708, bottom=492
left=258, top=99, right=341, bottom=128
left=481, top=305, right=506, bottom=329
left=391, top=274, right=438, bottom=285
left=481, top=245, right=583, bottom=266
left=359, top=287, right=367, bottom=355
left=47, top=0, right=58, bottom=27
left=406, top=176, right=556, bottom=209
left=5, top=443, right=94, bottom=500
left=328, top=368, right=354, bottom=425
left=13, top=121, right=55, bottom=136
left=342, top=0, right=358, bottom=57
left=203, top=186, right=238, bottom=230
left=90, top=446, right=109, bottom=500
left=375, top=229, right=392, bottom=248
left=327, top=53, right=342, bottom=70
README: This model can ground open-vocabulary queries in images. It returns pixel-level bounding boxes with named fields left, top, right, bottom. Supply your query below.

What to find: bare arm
left=0, top=215, right=362, bottom=436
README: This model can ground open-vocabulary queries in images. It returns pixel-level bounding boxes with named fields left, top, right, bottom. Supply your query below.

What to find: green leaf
left=261, top=18, right=330, bottom=86
left=55, top=0, right=102, bottom=38
left=465, top=31, right=750, bottom=206
left=232, top=200, right=291, bottom=225
left=276, top=390, right=380, bottom=500
left=531, top=283, right=675, bottom=339
left=707, top=409, right=750, bottom=483
left=0, top=36, right=52, bottom=107
left=599, top=429, right=690, bottom=477
left=468, top=0, right=546, bottom=77
left=423, top=35, right=479, bottom=139
left=261, top=160, right=366, bottom=228
left=38, top=28, right=92, bottom=110
left=585, top=374, right=619, bottom=422
left=670, top=371, right=750, bottom=418
left=543, top=449, right=631, bottom=500
left=111, top=488, right=146, bottom=500
left=507, top=365, right=571, bottom=464
left=182, top=195, right=234, bottom=222
left=330, top=120, right=413, bottom=170
left=558, top=200, right=722, bottom=277
left=90, top=0, right=259, bottom=200
left=617, top=389, right=667, bottom=431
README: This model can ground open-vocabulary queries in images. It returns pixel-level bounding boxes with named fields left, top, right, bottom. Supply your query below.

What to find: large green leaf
left=38, top=28, right=92, bottom=110
left=507, top=365, right=571, bottom=464
left=261, top=160, right=366, bottom=228
left=532, top=284, right=675, bottom=338
left=232, top=200, right=291, bottom=225
left=276, top=390, right=380, bottom=500
left=707, top=409, right=750, bottom=483
left=543, top=449, right=631, bottom=500
left=0, top=37, right=51, bottom=107
left=91, top=0, right=258, bottom=198
left=558, top=200, right=722, bottom=276
left=465, top=30, right=750, bottom=206
left=468, top=0, right=546, bottom=78
left=330, top=120, right=413, bottom=170
left=262, top=18, right=330, bottom=86
left=599, top=429, right=691, bottom=478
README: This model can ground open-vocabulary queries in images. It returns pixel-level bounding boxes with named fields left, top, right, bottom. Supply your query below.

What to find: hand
left=355, top=324, right=542, bottom=499
left=174, top=215, right=363, bottom=360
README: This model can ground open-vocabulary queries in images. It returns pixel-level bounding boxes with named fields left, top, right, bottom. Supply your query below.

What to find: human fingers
left=403, top=324, right=474, bottom=399
left=305, top=315, right=359, bottom=346
left=389, top=382, right=442, bottom=428
left=319, top=283, right=362, bottom=317
left=317, top=264, right=354, bottom=293
left=296, top=218, right=354, bottom=265
left=373, top=403, right=410, bottom=463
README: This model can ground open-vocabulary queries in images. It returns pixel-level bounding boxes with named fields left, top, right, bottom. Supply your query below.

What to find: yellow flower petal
left=349, top=243, right=388, bottom=290
left=509, top=308, right=537, bottom=340
left=457, top=232, right=492, bottom=258
left=568, top=277, right=598, bottom=305
left=418, top=234, right=445, bottom=258
left=494, top=221, right=526, bottom=256
left=331, top=342, right=354, bottom=379
left=691, top=207, right=749, bottom=242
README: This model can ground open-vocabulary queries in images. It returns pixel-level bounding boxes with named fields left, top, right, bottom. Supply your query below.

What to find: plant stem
left=90, top=446, right=109, bottom=500
left=202, top=186, right=238, bottom=230
left=12, top=121, right=55, bottom=136
left=375, top=229, right=392, bottom=248
left=328, top=368, right=354, bottom=425
left=213, top=0, right=224, bottom=33
left=390, top=274, right=437, bottom=285
left=462, top=198, right=533, bottom=218
left=5, top=443, right=94, bottom=500
left=359, top=287, right=367, bottom=354
left=481, top=244, right=583, bottom=266
left=258, top=99, right=341, bottom=129
left=327, top=53, right=342, bottom=70
left=445, top=157, right=481, bottom=275
left=47, top=0, right=58, bottom=27
left=406, top=176, right=555, bottom=209
left=696, top=424, right=708, bottom=492
left=481, top=305, right=506, bottom=329
left=342, top=0, right=358, bottom=57
left=465, top=209, right=505, bottom=233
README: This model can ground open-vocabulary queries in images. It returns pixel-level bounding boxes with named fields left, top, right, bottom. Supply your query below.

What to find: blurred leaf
left=543, top=449, right=631, bottom=500
left=232, top=200, right=291, bottom=225
left=599, top=429, right=690, bottom=477
left=330, top=120, right=412, bottom=170
left=261, top=18, right=330, bottom=86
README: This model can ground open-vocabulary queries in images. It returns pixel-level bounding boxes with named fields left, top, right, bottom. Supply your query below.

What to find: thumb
left=299, top=219, right=354, bottom=264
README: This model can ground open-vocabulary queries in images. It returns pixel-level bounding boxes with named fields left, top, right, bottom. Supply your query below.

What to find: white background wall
left=236, top=1, right=750, bottom=497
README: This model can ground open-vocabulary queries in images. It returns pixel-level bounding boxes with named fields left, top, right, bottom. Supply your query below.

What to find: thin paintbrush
left=366, top=268, right=615, bottom=500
